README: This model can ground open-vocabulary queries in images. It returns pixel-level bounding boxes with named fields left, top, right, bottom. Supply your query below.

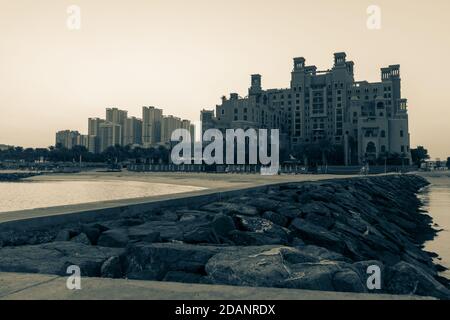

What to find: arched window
left=377, top=102, right=384, bottom=109
left=366, top=142, right=376, bottom=154
left=381, top=145, right=386, bottom=153
left=380, top=130, right=386, bottom=138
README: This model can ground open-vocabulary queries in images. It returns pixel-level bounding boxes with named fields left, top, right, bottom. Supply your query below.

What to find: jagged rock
left=300, top=202, right=331, bottom=217
left=290, top=219, right=342, bottom=250
left=97, top=229, right=129, bottom=248
left=211, top=214, right=236, bottom=238
left=178, top=210, right=215, bottom=222
left=304, top=212, right=334, bottom=229
left=282, top=263, right=340, bottom=291
left=205, top=246, right=291, bottom=287
left=205, top=245, right=356, bottom=292
left=124, top=243, right=222, bottom=280
left=158, top=210, right=179, bottom=222
left=276, top=206, right=301, bottom=219
left=101, top=256, right=122, bottom=278
left=296, top=245, right=349, bottom=262
left=201, top=202, right=259, bottom=216
left=280, top=247, right=318, bottom=264
left=245, top=197, right=281, bottom=213
left=262, top=211, right=288, bottom=227
left=119, top=218, right=145, bottom=227
left=0, top=242, right=124, bottom=276
left=228, top=230, right=287, bottom=246
left=183, top=226, right=219, bottom=244
left=55, top=230, right=71, bottom=242
left=127, top=221, right=183, bottom=241
left=80, top=225, right=101, bottom=245
left=70, top=233, right=91, bottom=245
left=386, top=261, right=450, bottom=299
left=332, top=269, right=367, bottom=293
left=234, top=215, right=290, bottom=243
left=127, top=225, right=161, bottom=243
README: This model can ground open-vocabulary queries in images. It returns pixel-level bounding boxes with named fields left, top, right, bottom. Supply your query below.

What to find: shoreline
left=0, top=171, right=360, bottom=224
left=0, top=174, right=449, bottom=299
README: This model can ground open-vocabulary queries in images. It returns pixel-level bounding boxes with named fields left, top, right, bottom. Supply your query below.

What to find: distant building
left=75, top=135, right=89, bottom=149
left=161, top=115, right=181, bottom=144
left=201, top=52, right=411, bottom=165
left=106, top=108, right=128, bottom=126
left=98, top=122, right=121, bottom=152
left=142, top=106, right=163, bottom=147
left=123, top=117, right=143, bottom=146
left=0, top=144, right=12, bottom=151
left=57, top=107, right=192, bottom=153
left=88, top=136, right=99, bottom=154
left=55, top=130, right=80, bottom=149
left=422, top=159, right=448, bottom=171
left=88, top=118, right=105, bottom=136
left=106, top=108, right=127, bottom=145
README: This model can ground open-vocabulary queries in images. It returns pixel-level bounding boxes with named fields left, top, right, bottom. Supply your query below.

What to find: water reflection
left=420, top=178, right=450, bottom=279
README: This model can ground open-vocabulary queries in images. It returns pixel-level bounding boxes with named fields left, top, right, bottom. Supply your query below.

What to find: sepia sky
left=0, top=0, right=449, bottom=159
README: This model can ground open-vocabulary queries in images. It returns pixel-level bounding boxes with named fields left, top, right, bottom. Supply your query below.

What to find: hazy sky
left=1, top=0, right=449, bottom=159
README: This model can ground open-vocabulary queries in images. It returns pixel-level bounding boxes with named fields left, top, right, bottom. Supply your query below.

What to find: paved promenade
left=0, top=272, right=432, bottom=300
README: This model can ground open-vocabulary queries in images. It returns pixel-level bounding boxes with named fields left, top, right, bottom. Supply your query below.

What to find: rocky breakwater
left=0, top=174, right=449, bottom=299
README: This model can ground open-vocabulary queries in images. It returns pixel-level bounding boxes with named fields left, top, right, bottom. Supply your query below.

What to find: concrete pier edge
left=0, top=272, right=433, bottom=300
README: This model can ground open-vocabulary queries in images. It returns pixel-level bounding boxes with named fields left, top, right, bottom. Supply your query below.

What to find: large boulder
left=79, top=225, right=101, bottom=244
left=0, top=242, right=124, bottom=277
left=211, top=214, right=236, bottom=238
left=205, top=245, right=362, bottom=292
left=289, top=219, right=342, bottom=251
left=228, top=230, right=287, bottom=246
left=262, top=211, right=289, bottom=227
left=70, top=233, right=91, bottom=245
left=244, top=197, right=282, bottom=213
left=124, top=243, right=223, bottom=280
left=183, top=226, right=220, bottom=244
left=332, top=269, right=367, bottom=293
left=300, top=201, right=332, bottom=217
left=100, top=256, right=123, bottom=278
left=126, top=221, right=183, bottom=242
left=97, top=229, right=129, bottom=248
left=386, top=261, right=450, bottom=299
left=298, top=245, right=349, bottom=262
left=126, top=225, right=161, bottom=243
left=54, top=230, right=71, bottom=242
left=205, top=246, right=292, bottom=287
left=282, top=262, right=340, bottom=291
left=234, top=215, right=290, bottom=244
left=276, top=206, right=301, bottom=220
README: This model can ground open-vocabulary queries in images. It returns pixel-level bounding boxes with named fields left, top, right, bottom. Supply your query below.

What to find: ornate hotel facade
left=201, top=52, right=411, bottom=165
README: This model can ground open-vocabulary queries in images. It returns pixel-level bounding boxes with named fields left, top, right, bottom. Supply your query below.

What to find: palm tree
left=318, top=139, right=335, bottom=166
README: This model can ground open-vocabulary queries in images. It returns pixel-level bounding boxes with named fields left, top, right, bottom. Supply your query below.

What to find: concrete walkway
left=0, top=272, right=432, bottom=300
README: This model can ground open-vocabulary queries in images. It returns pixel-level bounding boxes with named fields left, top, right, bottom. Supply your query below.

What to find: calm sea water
left=0, top=180, right=205, bottom=213
left=420, top=174, right=450, bottom=279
